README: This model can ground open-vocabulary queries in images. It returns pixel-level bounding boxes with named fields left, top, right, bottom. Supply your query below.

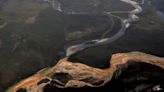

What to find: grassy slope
left=1, top=0, right=49, bottom=22
left=0, top=8, right=66, bottom=91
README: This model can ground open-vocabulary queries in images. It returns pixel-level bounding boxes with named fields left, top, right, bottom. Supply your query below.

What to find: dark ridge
left=16, top=88, right=27, bottom=92
left=43, top=80, right=126, bottom=92
left=51, top=73, right=72, bottom=84
left=37, top=78, right=50, bottom=85
left=113, top=61, right=164, bottom=91
left=67, top=46, right=112, bottom=69
left=114, top=61, right=164, bottom=79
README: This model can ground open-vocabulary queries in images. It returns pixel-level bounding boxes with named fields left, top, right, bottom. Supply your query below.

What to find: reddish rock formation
left=7, top=52, right=164, bottom=92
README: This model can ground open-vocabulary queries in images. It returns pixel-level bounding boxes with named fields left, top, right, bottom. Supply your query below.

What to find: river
left=65, top=0, right=144, bottom=56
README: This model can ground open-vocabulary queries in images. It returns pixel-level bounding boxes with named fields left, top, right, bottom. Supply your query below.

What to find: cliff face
left=7, top=52, right=164, bottom=92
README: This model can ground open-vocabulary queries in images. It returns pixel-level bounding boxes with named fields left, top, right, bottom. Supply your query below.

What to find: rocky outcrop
left=7, top=52, right=164, bottom=92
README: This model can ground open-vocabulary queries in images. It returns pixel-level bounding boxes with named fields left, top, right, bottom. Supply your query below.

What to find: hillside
left=0, top=0, right=164, bottom=92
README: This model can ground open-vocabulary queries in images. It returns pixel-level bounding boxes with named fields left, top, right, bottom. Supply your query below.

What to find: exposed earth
left=7, top=52, right=164, bottom=92
left=0, top=0, right=164, bottom=92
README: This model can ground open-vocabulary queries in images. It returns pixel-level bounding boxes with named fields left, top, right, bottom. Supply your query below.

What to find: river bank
left=0, top=20, right=7, bottom=29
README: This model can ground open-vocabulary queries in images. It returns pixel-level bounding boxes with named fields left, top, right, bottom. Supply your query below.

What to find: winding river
left=66, top=0, right=144, bottom=56
left=5, top=1, right=145, bottom=91
left=44, top=0, right=144, bottom=56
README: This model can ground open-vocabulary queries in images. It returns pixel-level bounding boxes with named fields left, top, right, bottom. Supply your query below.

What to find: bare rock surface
left=7, top=51, right=164, bottom=92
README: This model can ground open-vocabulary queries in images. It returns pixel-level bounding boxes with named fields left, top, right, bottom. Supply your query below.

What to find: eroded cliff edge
left=7, top=51, right=164, bottom=92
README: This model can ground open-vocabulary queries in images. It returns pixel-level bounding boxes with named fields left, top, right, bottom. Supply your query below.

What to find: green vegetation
left=2, top=0, right=49, bottom=22
left=0, top=9, right=66, bottom=91
left=66, top=27, right=95, bottom=40
left=133, top=14, right=164, bottom=31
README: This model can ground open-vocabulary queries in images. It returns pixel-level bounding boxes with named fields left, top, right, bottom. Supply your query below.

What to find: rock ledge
left=7, top=52, right=164, bottom=92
